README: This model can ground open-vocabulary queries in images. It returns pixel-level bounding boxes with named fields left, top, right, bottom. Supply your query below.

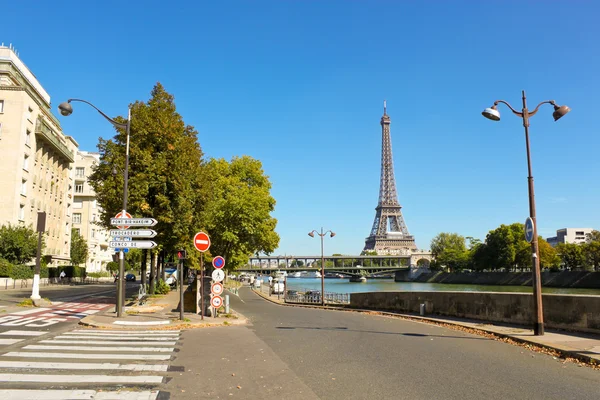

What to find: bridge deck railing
left=284, top=287, right=350, bottom=305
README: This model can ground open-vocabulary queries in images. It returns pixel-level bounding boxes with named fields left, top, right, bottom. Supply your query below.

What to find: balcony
left=35, top=118, right=75, bottom=163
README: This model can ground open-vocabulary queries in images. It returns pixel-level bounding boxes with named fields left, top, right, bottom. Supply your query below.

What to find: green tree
left=0, top=224, right=39, bottom=264
left=201, top=156, right=279, bottom=271
left=583, top=241, right=600, bottom=271
left=88, top=83, right=205, bottom=273
left=586, top=230, right=600, bottom=243
left=556, top=243, right=586, bottom=270
left=70, top=228, right=88, bottom=266
left=430, top=233, right=468, bottom=272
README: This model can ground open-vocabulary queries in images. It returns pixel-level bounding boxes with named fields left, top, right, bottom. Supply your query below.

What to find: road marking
left=0, top=361, right=168, bottom=371
left=9, top=308, right=51, bottom=316
left=39, top=340, right=178, bottom=346
left=24, top=345, right=174, bottom=352
left=3, top=352, right=171, bottom=360
left=64, top=331, right=179, bottom=336
left=0, top=330, right=47, bottom=336
left=114, top=320, right=170, bottom=326
left=70, top=329, right=180, bottom=334
left=54, top=335, right=177, bottom=341
left=0, top=339, right=23, bottom=345
left=0, top=373, right=164, bottom=383
left=0, top=390, right=160, bottom=400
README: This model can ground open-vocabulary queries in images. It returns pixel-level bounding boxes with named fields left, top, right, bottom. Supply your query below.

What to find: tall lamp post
left=58, top=99, right=131, bottom=318
left=482, top=91, right=570, bottom=336
left=308, top=228, right=335, bottom=306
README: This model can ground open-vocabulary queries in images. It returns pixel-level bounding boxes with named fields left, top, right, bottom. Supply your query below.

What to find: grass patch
left=222, top=313, right=238, bottom=319
left=223, top=320, right=231, bottom=326
left=17, top=298, right=34, bottom=307
left=126, top=310, right=140, bottom=315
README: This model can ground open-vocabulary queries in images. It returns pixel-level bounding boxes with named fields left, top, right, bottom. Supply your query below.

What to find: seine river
left=272, top=277, right=600, bottom=295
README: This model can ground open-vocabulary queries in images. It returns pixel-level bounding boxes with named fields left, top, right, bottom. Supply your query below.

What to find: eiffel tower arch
left=363, top=102, right=431, bottom=264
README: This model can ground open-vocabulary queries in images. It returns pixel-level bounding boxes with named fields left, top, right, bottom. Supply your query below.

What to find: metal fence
left=0, top=276, right=103, bottom=290
left=284, top=288, right=350, bottom=305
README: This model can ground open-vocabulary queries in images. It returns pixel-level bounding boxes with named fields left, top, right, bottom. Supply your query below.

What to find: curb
left=251, top=289, right=599, bottom=367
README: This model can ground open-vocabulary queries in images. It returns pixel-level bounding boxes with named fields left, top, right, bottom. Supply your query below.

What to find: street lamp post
left=482, top=90, right=570, bottom=336
left=58, top=99, right=132, bottom=318
left=308, top=228, right=335, bottom=306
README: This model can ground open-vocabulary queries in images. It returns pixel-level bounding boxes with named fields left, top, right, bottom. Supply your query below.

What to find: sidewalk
left=253, top=286, right=600, bottom=367
left=79, top=288, right=247, bottom=330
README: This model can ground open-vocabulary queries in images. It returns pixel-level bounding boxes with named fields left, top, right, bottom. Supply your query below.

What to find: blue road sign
left=524, top=217, right=535, bottom=243
left=212, top=256, right=225, bottom=269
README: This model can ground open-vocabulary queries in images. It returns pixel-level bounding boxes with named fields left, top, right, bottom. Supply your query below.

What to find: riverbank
left=398, top=270, right=600, bottom=289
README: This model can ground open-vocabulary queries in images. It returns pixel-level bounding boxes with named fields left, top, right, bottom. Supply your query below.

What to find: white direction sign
left=110, top=218, right=158, bottom=227
left=109, top=229, right=157, bottom=238
left=211, top=269, right=225, bottom=283
left=109, top=241, right=157, bottom=249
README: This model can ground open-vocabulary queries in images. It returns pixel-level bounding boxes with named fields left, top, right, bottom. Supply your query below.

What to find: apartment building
left=546, top=228, right=594, bottom=247
left=73, top=151, right=112, bottom=272
left=0, top=44, right=77, bottom=266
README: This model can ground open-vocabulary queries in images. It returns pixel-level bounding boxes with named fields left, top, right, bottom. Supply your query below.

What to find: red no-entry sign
left=193, top=231, right=210, bottom=252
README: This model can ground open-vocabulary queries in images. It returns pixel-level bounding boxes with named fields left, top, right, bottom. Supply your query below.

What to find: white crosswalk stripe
left=0, top=328, right=181, bottom=398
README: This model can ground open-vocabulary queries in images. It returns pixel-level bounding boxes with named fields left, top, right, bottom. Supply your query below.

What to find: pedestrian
left=59, top=270, right=66, bottom=283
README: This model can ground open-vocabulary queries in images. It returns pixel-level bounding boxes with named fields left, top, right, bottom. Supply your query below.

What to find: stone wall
left=350, top=291, right=600, bottom=334
left=397, top=271, right=600, bottom=289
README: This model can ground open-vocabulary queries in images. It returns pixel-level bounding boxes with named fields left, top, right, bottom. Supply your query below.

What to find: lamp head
left=482, top=105, right=500, bottom=121
left=552, top=104, right=570, bottom=121
left=308, top=232, right=315, bottom=238
left=58, top=101, right=73, bottom=117
left=330, top=232, right=336, bottom=238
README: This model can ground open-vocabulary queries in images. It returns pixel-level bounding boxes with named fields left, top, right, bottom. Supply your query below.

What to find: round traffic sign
left=212, top=269, right=225, bottom=283
left=211, top=295, right=223, bottom=309
left=212, top=256, right=225, bottom=269
left=524, top=217, right=535, bottom=243
left=193, top=232, right=210, bottom=252
left=115, top=211, right=132, bottom=230
left=211, top=282, right=224, bottom=295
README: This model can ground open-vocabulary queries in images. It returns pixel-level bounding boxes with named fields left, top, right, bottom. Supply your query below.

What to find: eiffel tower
left=363, top=101, right=417, bottom=255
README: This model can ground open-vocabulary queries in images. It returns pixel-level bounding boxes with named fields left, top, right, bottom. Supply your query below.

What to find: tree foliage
left=70, top=228, right=88, bottom=266
left=556, top=243, right=586, bottom=270
left=88, top=83, right=205, bottom=262
left=430, top=233, right=468, bottom=272
left=200, top=156, right=280, bottom=271
left=0, top=224, right=40, bottom=264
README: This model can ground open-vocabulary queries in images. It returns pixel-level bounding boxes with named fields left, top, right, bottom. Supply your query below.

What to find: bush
left=48, top=266, right=86, bottom=278
left=88, top=271, right=110, bottom=278
left=40, top=266, right=49, bottom=278
left=155, top=279, right=170, bottom=295
left=0, top=258, right=13, bottom=277
left=10, top=265, right=34, bottom=280
left=107, top=262, right=119, bottom=273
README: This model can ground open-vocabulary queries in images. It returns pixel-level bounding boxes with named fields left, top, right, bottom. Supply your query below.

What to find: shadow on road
left=276, top=326, right=487, bottom=340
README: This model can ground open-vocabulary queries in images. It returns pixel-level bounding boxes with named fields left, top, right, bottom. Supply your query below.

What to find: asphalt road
left=175, top=286, right=600, bottom=400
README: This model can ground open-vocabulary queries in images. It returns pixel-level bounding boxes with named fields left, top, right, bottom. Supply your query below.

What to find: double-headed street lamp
left=482, top=91, right=570, bottom=336
left=58, top=99, right=131, bottom=317
left=308, top=228, right=335, bottom=306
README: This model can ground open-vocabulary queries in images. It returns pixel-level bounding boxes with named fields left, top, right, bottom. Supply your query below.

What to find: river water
left=272, top=277, right=600, bottom=295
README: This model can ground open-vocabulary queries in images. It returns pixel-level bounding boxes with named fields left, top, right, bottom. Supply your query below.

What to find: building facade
left=546, top=228, right=594, bottom=247
left=73, top=151, right=112, bottom=272
left=0, top=44, right=77, bottom=266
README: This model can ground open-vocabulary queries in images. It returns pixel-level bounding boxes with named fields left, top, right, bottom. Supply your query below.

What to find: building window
left=0, top=100, right=4, bottom=113
left=27, top=107, right=33, bottom=122
left=576, top=231, right=585, bottom=236
left=91, top=229, right=96, bottom=239
left=73, top=199, right=83, bottom=209
left=0, top=122, right=3, bottom=138
left=25, top=129, right=31, bottom=146
left=75, top=167, right=85, bottom=177
left=92, top=213, right=96, bottom=222
left=75, top=183, right=83, bottom=193
left=18, top=205, right=25, bottom=221
left=20, top=180, right=27, bottom=196
left=73, top=213, right=82, bottom=224
left=92, top=200, right=97, bottom=209
left=23, top=155, right=29, bottom=171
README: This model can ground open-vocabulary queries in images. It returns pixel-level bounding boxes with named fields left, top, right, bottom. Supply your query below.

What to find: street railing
left=285, top=288, right=350, bottom=305
left=0, top=276, right=105, bottom=290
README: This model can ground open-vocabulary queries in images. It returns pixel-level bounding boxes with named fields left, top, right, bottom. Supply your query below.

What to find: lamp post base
left=534, top=322, right=544, bottom=336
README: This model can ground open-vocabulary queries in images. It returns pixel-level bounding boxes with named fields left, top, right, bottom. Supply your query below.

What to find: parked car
left=270, top=278, right=285, bottom=295
left=125, top=273, right=136, bottom=282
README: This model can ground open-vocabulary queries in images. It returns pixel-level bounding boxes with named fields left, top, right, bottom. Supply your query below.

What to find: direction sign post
left=193, top=232, right=211, bottom=320
left=110, top=218, right=158, bottom=227
left=109, top=241, right=157, bottom=249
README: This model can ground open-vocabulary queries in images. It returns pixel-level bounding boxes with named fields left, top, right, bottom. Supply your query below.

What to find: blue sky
left=3, top=1, right=599, bottom=256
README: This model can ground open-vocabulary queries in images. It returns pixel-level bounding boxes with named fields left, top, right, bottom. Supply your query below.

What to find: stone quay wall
left=350, top=291, right=600, bottom=334
left=396, top=271, right=600, bottom=289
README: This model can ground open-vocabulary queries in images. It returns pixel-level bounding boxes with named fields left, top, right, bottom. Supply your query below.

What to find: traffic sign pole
left=179, top=257, right=184, bottom=321
left=200, top=254, right=204, bottom=320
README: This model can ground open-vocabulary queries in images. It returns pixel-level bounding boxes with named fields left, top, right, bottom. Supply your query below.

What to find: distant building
left=73, top=151, right=112, bottom=272
left=546, top=228, right=594, bottom=247
left=0, top=44, right=78, bottom=266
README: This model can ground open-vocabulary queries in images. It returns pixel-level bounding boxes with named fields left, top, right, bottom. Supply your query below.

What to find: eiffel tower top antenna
left=383, top=100, right=387, bottom=115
